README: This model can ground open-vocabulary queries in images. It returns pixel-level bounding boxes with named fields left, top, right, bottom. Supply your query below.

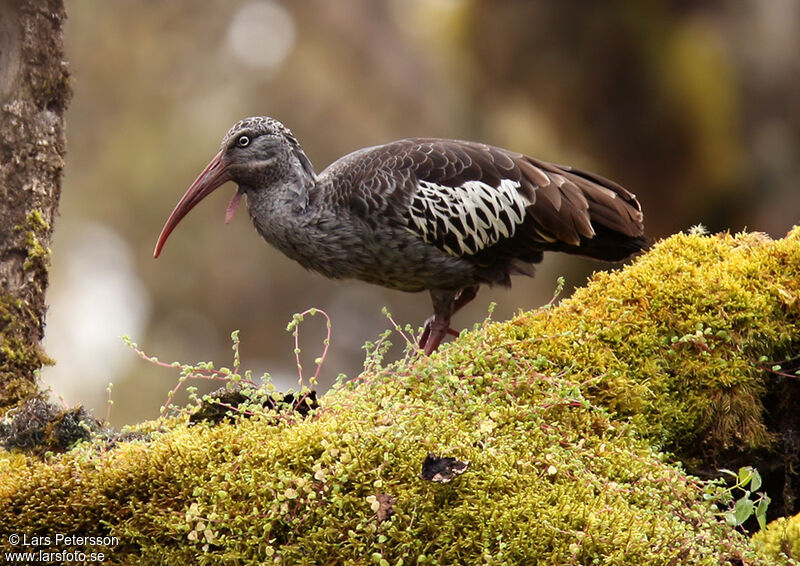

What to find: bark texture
left=0, top=0, right=70, bottom=411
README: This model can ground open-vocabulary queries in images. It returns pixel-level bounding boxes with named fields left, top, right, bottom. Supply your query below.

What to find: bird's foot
left=419, top=316, right=459, bottom=355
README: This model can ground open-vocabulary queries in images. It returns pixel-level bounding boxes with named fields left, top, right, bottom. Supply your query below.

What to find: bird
left=154, top=117, right=647, bottom=355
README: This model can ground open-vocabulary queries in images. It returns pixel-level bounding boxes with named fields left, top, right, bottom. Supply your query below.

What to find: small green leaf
left=722, top=511, right=737, bottom=526
left=732, top=497, right=754, bottom=525
left=737, top=466, right=753, bottom=486
left=755, top=496, right=770, bottom=530
left=750, top=469, right=762, bottom=491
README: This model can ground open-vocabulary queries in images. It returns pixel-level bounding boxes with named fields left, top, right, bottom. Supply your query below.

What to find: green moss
left=0, top=295, right=49, bottom=408
left=1, top=227, right=798, bottom=564
left=1, top=209, right=54, bottom=407
left=751, top=512, right=800, bottom=564
left=492, top=227, right=800, bottom=461
left=16, top=209, right=52, bottom=270
left=24, top=208, right=51, bottom=231
left=0, top=367, right=761, bottom=564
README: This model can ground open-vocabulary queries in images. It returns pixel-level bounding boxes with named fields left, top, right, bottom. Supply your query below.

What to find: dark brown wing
left=323, top=138, right=646, bottom=263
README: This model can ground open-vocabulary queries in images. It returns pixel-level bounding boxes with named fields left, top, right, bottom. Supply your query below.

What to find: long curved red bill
left=153, top=151, right=232, bottom=258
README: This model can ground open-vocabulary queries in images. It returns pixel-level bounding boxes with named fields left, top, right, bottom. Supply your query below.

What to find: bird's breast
left=247, top=199, right=478, bottom=292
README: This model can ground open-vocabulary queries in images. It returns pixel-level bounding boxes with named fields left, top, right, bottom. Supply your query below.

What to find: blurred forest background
left=44, top=0, right=799, bottom=425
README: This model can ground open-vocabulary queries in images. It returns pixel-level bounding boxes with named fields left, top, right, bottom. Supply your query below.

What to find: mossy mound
left=2, top=227, right=799, bottom=564
left=1, top=368, right=760, bottom=564
left=491, top=227, right=800, bottom=465
left=752, top=512, right=800, bottom=564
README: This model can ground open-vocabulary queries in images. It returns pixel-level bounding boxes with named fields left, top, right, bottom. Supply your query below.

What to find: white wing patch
left=407, top=179, right=529, bottom=256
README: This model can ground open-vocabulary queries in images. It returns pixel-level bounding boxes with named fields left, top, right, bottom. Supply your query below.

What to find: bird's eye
left=237, top=135, right=250, bottom=147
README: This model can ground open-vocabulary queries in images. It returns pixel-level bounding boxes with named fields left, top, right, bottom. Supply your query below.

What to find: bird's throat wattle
left=225, top=190, right=244, bottom=224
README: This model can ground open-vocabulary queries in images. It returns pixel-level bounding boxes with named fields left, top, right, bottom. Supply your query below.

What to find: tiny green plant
left=105, top=382, right=114, bottom=427
left=124, top=331, right=260, bottom=417
left=363, top=278, right=566, bottom=373
left=483, top=300, right=497, bottom=323
left=714, top=466, right=771, bottom=530
left=366, top=307, right=419, bottom=369
left=124, top=308, right=333, bottom=420
left=544, top=276, right=566, bottom=310
left=756, top=353, right=800, bottom=378
left=286, top=307, right=332, bottom=389
left=380, top=306, right=416, bottom=351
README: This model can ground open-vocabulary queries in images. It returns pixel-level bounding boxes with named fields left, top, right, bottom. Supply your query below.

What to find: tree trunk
left=0, top=0, right=70, bottom=411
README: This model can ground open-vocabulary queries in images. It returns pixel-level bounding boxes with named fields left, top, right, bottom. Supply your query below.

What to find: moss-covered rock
left=1, top=227, right=798, bottom=564
left=0, top=369, right=762, bottom=565
left=493, top=227, right=800, bottom=466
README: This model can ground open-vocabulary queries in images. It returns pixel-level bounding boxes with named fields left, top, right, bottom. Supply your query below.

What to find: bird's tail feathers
left=543, top=225, right=651, bottom=262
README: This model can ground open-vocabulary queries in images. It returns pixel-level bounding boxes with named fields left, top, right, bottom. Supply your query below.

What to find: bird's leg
left=419, top=315, right=457, bottom=356
left=452, top=285, right=479, bottom=315
left=418, top=286, right=479, bottom=355
left=419, top=290, right=456, bottom=355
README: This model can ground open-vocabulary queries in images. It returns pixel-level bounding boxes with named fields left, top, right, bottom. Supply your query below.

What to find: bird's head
left=153, top=116, right=314, bottom=258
